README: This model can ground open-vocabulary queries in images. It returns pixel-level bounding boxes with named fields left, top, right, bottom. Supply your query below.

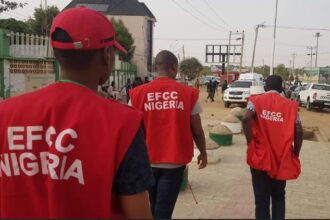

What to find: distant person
left=144, top=76, right=150, bottom=84
left=194, top=77, right=200, bottom=90
left=133, top=77, right=143, bottom=88
left=124, top=78, right=133, bottom=103
left=0, top=7, right=154, bottom=219
left=129, top=50, right=207, bottom=219
left=242, top=75, right=303, bottom=219
left=206, top=79, right=215, bottom=102
left=221, top=80, right=228, bottom=93
left=99, top=85, right=110, bottom=98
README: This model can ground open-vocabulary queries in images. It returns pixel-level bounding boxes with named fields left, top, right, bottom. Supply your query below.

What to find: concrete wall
left=109, top=15, right=152, bottom=78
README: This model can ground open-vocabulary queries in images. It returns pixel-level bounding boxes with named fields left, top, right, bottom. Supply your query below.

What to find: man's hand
left=197, top=152, right=207, bottom=169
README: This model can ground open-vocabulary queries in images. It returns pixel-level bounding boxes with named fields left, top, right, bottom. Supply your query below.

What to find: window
left=230, top=81, right=252, bottom=88
left=312, top=84, right=330, bottom=91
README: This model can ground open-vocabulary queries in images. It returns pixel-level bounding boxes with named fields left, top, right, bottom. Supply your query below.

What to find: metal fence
left=0, top=28, right=137, bottom=98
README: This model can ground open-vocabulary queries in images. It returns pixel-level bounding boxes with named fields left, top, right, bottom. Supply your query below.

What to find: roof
left=64, top=0, right=156, bottom=20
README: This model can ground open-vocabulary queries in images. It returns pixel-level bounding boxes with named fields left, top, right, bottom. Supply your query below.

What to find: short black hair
left=155, top=50, right=178, bottom=71
left=265, top=75, right=283, bottom=93
left=51, top=28, right=103, bottom=70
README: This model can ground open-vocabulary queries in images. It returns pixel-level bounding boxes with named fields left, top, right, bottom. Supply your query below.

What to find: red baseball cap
left=50, top=6, right=127, bottom=54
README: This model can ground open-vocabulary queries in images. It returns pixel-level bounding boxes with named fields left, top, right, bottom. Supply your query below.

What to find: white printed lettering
left=8, top=127, right=24, bottom=150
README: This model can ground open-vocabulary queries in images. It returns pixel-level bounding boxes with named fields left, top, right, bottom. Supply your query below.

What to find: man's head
left=50, top=7, right=127, bottom=86
left=155, top=50, right=178, bottom=78
left=265, top=75, right=283, bottom=93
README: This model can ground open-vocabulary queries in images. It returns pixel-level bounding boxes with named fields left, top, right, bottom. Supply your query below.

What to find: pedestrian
left=242, top=75, right=303, bottom=219
left=221, top=80, right=228, bottom=93
left=129, top=50, right=208, bottom=219
left=206, top=79, right=215, bottom=102
left=194, top=77, right=200, bottom=90
left=124, top=78, right=133, bottom=103
left=133, top=77, right=144, bottom=88
left=144, top=76, right=150, bottom=84
left=0, top=7, right=154, bottom=219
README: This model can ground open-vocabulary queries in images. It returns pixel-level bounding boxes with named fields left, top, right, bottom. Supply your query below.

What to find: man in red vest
left=242, top=75, right=303, bottom=219
left=0, top=7, right=154, bottom=219
left=129, top=50, right=207, bottom=219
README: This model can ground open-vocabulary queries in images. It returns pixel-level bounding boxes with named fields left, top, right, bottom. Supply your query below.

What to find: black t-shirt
left=113, top=127, right=155, bottom=195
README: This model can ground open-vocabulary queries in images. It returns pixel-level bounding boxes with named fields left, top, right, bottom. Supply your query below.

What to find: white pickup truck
left=223, top=80, right=256, bottom=108
left=298, top=83, right=330, bottom=110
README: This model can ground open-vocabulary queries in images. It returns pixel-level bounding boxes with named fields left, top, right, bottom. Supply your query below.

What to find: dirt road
left=199, top=87, right=330, bottom=142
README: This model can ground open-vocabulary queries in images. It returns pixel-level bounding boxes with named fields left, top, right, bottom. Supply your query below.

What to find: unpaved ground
left=198, top=87, right=330, bottom=142
left=172, top=87, right=330, bottom=219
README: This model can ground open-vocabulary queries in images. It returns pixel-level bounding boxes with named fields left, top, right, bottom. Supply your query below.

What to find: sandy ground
left=172, top=86, right=330, bottom=219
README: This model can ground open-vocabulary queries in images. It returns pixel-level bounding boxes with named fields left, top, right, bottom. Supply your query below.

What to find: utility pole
left=239, top=31, right=245, bottom=74
left=314, top=32, right=321, bottom=67
left=182, top=45, right=185, bottom=60
left=251, top=23, right=264, bottom=73
left=307, top=46, right=316, bottom=69
left=227, top=31, right=232, bottom=74
left=291, top=53, right=296, bottom=75
left=270, top=0, right=279, bottom=75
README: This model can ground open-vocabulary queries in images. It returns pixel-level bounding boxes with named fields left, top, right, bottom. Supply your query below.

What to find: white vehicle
left=298, top=83, right=330, bottom=110
left=223, top=80, right=258, bottom=108
left=239, top=72, right=264, bottom=85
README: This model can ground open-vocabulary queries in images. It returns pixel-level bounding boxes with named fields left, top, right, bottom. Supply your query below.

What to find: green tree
left=0, top=18, right=29, bottom=32
left=199, top=66, right=211, bottom=76
left=27, top=6, right=59, bottom=35
left=254, top=65, right=270, bottom=78
left=0, top=1, right=26, bottom=13
left=111, top=18, right=135, bottom=62
left=179, top=58, right=203, bottom=80
left=275, top=64, right=290, bottom=80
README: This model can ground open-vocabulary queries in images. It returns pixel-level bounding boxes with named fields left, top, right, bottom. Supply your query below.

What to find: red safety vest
left=130, top=77, right=199, bottom=165
left=0, top=82, right=141, bottom=218
left=247, top=92, right=301, bottom=180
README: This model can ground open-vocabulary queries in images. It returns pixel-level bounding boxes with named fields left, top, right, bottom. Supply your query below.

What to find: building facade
left=64, top=0, right=156, bottom=77
left=303, top=67, right=330, bottom=84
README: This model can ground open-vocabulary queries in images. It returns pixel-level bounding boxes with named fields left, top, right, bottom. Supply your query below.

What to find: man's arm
left=114, top=128, right=154, bottom=219
left=293, top=122, right=303, bottom=157
left=190, top=114, right=207, bottom=169
left=119, top=191, right=152, bottom=219
left=242, top=109, right=254, bottom=144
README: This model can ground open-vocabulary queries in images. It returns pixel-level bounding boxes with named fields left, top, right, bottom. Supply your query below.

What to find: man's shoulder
left=104, top=98, right=142, bottom=118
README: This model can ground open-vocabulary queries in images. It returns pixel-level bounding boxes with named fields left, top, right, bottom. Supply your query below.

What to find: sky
left=1, top=0, right=330, bottom=68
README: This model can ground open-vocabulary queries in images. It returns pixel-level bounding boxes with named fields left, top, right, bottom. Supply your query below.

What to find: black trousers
left=148, top=166, right=185, bottom=219
left=251, top=168, right=286, bottom=220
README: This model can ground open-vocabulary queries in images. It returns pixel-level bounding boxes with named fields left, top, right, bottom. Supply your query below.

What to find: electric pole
left=314, top=32, right=321, bottom=67
left=251, top=23, right=265, bottom=73
left=307, top=46, right=316, bottom=69
left=239, top=31, right=245, bottom=75
left=227, top=31, right=232, bottom=75
left=270, top=0, right=279, bottom=75
left=291, top=53, right=296, bottom=75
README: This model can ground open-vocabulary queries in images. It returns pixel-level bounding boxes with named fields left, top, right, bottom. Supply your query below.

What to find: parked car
left=298, top=83, right=330, bottom=110
left=223, top=80, right=258, bottom=108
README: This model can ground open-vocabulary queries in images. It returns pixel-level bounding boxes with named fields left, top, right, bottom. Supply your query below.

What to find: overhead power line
left=203, top=0, right=235, bottom=31
left=171, top=0, right=226, bottom=32
left=185, top=0, right=228, bottom=31
left=265, top=25, right=330, bottom=32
